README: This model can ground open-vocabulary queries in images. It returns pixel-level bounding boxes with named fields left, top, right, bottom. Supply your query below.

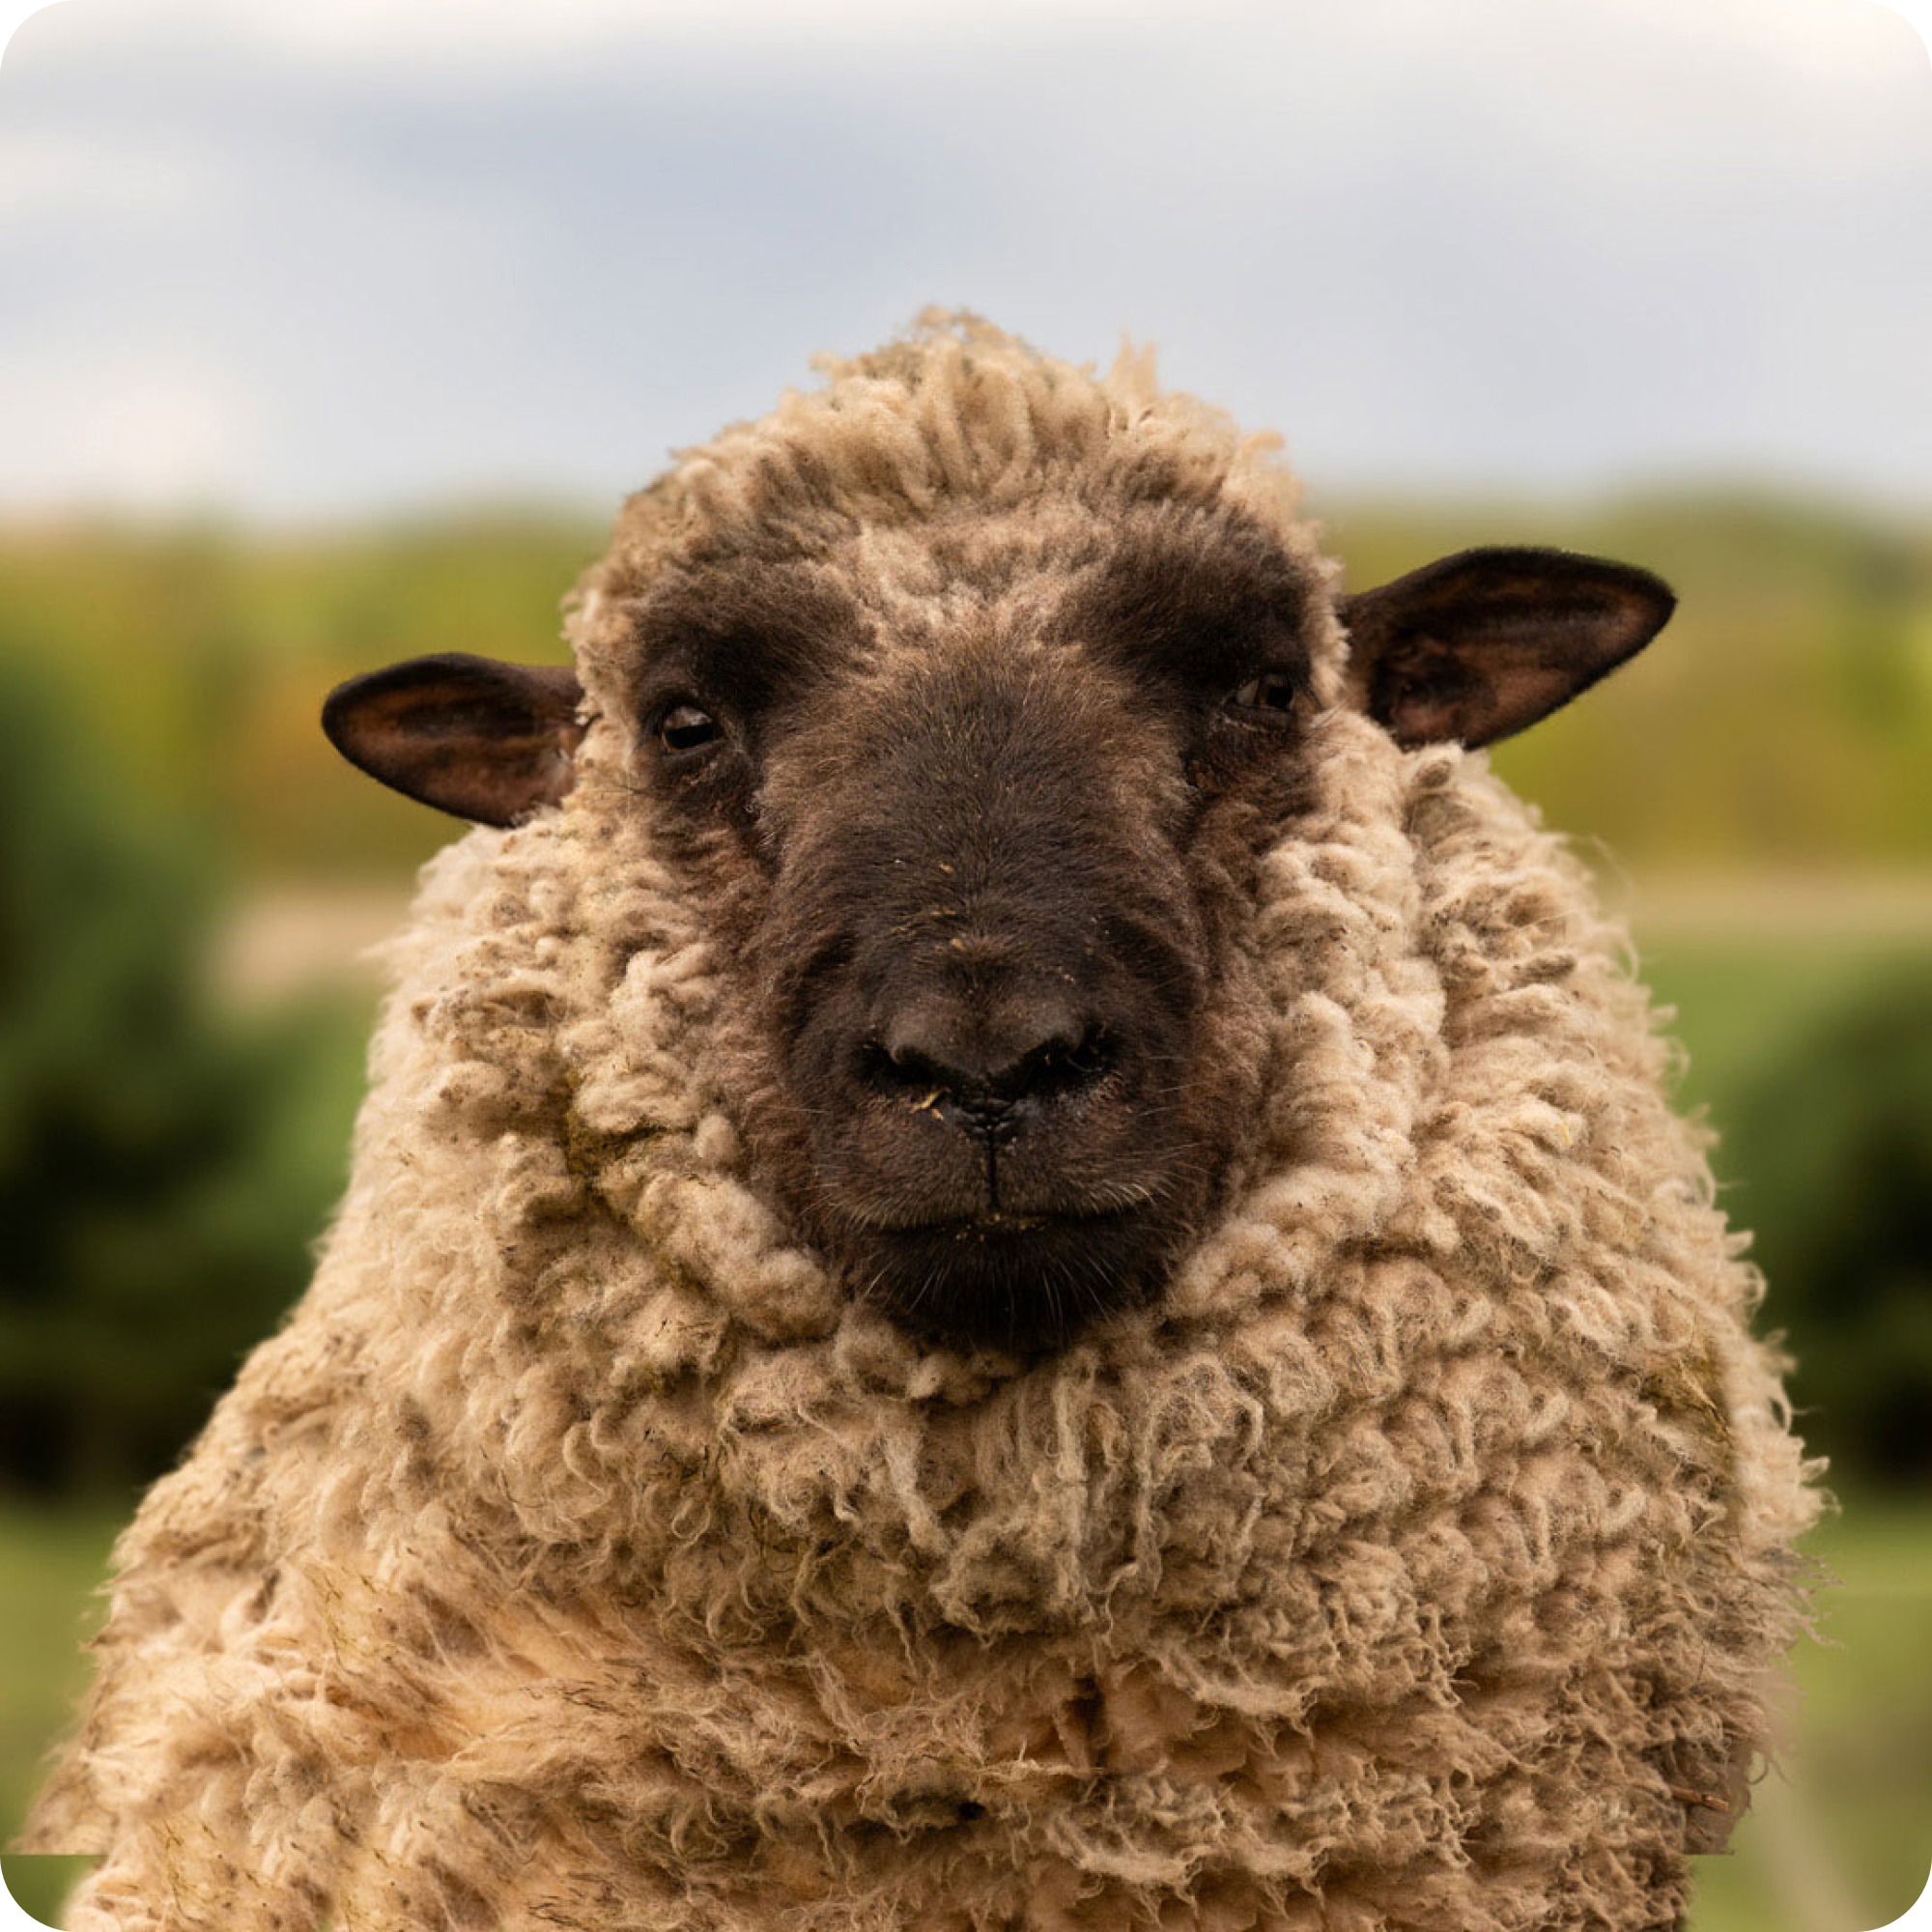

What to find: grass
left=0, top=1504, right=121, bottom=1927
left=1688, top=1492, right=1932, bottom=1932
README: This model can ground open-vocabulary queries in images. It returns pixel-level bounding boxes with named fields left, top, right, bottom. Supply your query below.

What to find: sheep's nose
left=865, top=990, right=1114, bottom=1136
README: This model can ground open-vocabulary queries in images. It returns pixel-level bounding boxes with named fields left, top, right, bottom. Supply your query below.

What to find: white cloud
left=1643, top=0, right=1924, bottom=82
left=0, top=122, right=230, bottom=218
left=0, top=355, right=254, bottom=513
left=0, top=2, right=70, bottom=69
left=0, top=0, right=1926, bottom=515
left=14, top=0, right=1926, bottom=82
left=27, top=0, right=1269, bottom=67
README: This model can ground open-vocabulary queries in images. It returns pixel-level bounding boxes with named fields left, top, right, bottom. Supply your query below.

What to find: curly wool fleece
left=32, top=319, right=1820, bottom=1932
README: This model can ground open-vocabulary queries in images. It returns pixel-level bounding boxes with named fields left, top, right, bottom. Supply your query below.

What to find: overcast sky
left=1, top=0, right=1927, bottom=519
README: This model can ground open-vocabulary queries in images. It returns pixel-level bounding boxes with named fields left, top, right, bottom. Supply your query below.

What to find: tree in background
left=0, top=651, right=362, bottom=1497
left=1724, top=966, right=1932, bottom=1486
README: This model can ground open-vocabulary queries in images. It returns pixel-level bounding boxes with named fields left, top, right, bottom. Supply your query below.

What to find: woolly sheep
left=28, top=314, right=1820, bottom=1932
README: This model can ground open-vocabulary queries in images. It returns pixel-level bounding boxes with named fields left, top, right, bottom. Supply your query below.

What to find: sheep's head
left=325, top=323, right=1673, bottom=1354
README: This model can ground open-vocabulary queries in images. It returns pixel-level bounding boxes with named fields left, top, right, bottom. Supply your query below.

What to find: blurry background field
left=3, top=0, right=1929, bottom=1924
left=1, top=497, right=1928, bottom=1930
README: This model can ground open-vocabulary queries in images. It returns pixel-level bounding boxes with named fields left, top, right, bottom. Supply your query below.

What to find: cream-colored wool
left=30, top=316, right=1820, bottom=1932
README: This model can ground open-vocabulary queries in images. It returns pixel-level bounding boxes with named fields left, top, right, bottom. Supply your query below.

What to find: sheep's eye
left=1228, top=671, right=1303, bottom=715
left=658, top=703, right=722, bottom=754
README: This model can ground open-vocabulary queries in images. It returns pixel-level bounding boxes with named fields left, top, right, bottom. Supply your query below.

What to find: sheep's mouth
left=848, top=1207, right=1168, bottom=1353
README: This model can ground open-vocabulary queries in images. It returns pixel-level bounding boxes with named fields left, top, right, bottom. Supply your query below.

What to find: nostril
left=1011, top=1025, right=1114, bottom=1102
left=861, top=1039, right=953, bottom=1098
left=858, top=1014, right=1115, bottom=1125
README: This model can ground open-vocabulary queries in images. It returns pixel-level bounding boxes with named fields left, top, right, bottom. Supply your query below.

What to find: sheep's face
left=605, top=499, right=1321, bottom=1350
left=326, top=490, right=1672, bottom=1355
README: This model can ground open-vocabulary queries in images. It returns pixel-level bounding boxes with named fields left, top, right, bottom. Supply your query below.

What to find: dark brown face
left=324, top=505, right=1674, bottom=1355
left=615, top=505, right=1322, bottom=1351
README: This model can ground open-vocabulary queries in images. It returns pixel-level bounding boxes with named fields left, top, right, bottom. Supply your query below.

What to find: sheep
left=26, top=312, right=1821, bottom=1932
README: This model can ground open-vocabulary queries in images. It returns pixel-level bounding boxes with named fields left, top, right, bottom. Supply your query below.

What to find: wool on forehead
left=567, top=310, right=1338, bottom=709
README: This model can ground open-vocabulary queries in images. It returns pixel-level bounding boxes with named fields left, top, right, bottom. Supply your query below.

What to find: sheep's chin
left=842, top=1208, right=1170, bottom=1354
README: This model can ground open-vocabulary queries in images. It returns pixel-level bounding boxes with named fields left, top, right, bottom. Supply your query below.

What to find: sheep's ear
left=1337, top=547, right=1674, bottom=750
left=323, top=653, right=585, bottom=826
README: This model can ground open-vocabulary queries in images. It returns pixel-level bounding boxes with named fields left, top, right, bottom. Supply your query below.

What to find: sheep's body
left=31, top=320, right=1818, bottom=1932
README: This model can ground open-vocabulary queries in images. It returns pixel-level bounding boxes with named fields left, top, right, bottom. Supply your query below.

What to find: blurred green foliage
left=1322, top=489, right=1932, bottom=868
left=1, top=490, right=1929, bottom=879
left=0, top=513, right=593, bottom=880
left=0, top=654, right=371, bottom=1495
left=1718, top=963, right=1932, bottom=1482
left=1635, top=937, right=1932, bottom=1487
